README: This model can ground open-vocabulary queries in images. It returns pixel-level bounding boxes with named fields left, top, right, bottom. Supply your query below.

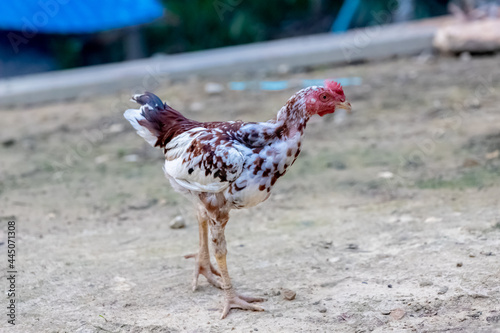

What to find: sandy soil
left=1, top=54, right=500, bottom=333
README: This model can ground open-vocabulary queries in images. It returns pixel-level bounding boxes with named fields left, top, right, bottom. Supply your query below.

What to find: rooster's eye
left=319, top=93, right=328, bottom=101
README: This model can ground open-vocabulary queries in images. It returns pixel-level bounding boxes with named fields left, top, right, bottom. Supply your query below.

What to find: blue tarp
left=0, top=0, right=164, bottom=34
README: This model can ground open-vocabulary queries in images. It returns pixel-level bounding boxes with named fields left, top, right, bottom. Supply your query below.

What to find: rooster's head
left=305, top=80, right=352, bottom=117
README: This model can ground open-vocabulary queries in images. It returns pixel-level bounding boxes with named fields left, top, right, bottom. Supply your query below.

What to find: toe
left=191, top=264, right=200, bottom=291
left=239, top=294, right=266, bottom=303
left=191, top=274, right=200, bottom=291
left=220, top=295, right=265, bottom=319
left=233, top=298, right=264, bottom=311
left=221, top=304, right=231, bottom=319
left=204, top=273, right=222, bottom=289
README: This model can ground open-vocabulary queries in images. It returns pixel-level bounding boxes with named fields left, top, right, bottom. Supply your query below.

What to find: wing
left=234, top=121, right=282, bottom=148
left=163, top=128, right=245, bottom=193
left=202, top=120, right=282, bottom=148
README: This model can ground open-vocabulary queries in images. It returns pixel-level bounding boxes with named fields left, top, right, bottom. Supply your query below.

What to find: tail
left=124, top=92, right=164, bottom=147
left=124, top=92, right=195, bottom=148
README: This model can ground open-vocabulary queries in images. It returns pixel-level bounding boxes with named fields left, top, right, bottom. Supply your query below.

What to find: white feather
left=163, top=128, right=244, bottom=193
left=164, top=128, right=205, bottom=159
left=124, top=109, right=157, bottom=147
left=174, top=177, right=229, bottom=193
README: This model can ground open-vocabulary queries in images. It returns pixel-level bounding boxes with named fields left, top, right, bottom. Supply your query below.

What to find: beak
left=337, top=101, right=352, bottom=113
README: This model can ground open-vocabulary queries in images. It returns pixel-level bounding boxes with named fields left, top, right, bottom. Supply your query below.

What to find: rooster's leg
left=210, top=222, right=265, bottom=319
left=185, top=211, right=222, bottom=291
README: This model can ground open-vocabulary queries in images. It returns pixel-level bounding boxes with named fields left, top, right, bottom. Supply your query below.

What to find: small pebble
left=468, top=98, right=481, bottom=109
left=412, top=303, right=423, bottom=311
left=420, top=280, right=433, bottom=287
left=468, top=290, right=489, bottom=298
left=189, top=101, right=204, bottom=112
left=377, top=171, right=394, bottom=179
left=204, top=82, right=225, bottom=95
left=347, top=243, right=358, bottom=250
left=128, top=198, right=158, bottom=210
left=460, top=51, right=472, bottom=62
left=95, top=154, right=110, bottom=165
left=438, top=286, right=449, bottom=295
left=320, top=241, right=333, bottom=249
left=467, top=311, right=482, bottom=318
left=456, top=262, right=463, bottom=267
left=282, top=289, right=296, bottom=301
left=424, top=216, right=443, bottom=223
left=277, top=64, right=290, bottom=74
left=318, top=307, right=327, bottom=313
left=2, top=138, right=16, bottom=147
left=388, top=284, right=393, bottom=288
left=123, top=154, right=139, bottom=162
left=169, top=215, right=186, bottom=229
left=463, top=158, right=480, bottom=168
left=485, top=150, right=499, bottom=160
left=106, top=123, right=125, bottom=133
left=390, top=308, right=406, bottom=320
left=399, top=215, right=416, bottom=223
left=381, top=309, right=391, bottom=315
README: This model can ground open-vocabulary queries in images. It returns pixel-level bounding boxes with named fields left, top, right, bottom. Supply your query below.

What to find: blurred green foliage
left=145, top=0, right=341, bottom=54
left=144, top=0, right=448, bottom=55
left=50, top=0, right=450, bottom=69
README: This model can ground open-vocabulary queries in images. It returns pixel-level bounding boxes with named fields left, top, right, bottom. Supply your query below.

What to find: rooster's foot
left=220, top=290, right=266, bottom=319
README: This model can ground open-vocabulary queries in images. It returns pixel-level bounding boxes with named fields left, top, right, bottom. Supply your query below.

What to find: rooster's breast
left=227, top=138, right=301, bottom=209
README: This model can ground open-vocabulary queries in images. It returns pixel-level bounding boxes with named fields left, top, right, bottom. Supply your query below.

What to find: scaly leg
left=185, top=211, right=222, bottom=291
left=210, top=223, right=265, bottom=319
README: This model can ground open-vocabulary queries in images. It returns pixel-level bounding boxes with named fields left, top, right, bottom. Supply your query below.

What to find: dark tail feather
left=126, top=92, right=198, bottom=148
left=131, top=92, right=166, bottom=112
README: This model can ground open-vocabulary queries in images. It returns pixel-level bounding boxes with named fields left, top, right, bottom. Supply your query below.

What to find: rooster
left=124, top=81, right=351, bottom=319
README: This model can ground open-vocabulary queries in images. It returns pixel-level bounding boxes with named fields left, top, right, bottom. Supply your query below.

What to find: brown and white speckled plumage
left=124, top=81, right=351, bottom=319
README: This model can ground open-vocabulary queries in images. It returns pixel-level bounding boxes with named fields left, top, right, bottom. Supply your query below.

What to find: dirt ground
left=1, top=54, right=500, bottom=333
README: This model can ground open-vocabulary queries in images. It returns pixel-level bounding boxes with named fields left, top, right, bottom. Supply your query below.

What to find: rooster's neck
left=275, top=94, right=310, bottom=138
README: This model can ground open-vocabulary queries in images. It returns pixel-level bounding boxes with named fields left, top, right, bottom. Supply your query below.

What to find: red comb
left=325, top=80, right=344, bottom=94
